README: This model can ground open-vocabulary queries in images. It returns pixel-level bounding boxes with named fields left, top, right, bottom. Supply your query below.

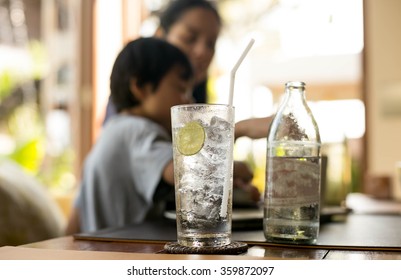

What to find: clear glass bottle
left=263, top=81, right=321, bottom=244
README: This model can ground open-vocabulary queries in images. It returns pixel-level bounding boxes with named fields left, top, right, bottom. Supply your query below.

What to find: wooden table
left=1, top=194, right=401, bottom=260
left=2, top=217, right=401, bottom=260
left=1, top=234, right=394, bottom=260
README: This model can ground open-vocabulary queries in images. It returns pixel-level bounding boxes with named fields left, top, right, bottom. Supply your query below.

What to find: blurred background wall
left=364, top=0, right=401, bottom=187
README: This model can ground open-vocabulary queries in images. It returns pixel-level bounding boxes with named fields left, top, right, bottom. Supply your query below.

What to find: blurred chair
left=0, top=160, right=65, bottom=246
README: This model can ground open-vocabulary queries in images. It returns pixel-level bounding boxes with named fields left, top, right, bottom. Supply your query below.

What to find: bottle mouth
left=285, top=81, right=306, bottom=89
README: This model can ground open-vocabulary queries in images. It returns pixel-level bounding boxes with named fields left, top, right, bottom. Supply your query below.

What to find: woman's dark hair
left=159, top=0, right=221, bottom=34
left=110, top=37, right=193, bottom=112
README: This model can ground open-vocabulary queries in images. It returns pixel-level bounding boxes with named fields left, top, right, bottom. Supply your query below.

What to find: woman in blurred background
left=155, top=0, right=221, bottom=103
left=104, top=0, right=221, bottom=120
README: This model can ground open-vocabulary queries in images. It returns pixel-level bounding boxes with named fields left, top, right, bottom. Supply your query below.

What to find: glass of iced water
left=171, top=104, right=235, bottom=247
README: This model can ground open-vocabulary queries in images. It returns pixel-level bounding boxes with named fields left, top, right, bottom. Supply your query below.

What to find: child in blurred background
left=67, top=37, right=271, bottom=234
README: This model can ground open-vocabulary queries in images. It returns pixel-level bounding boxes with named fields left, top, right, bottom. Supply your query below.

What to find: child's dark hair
left=159, top=0, right=221, bottom=34
left=110, top=37, right=193, bottom=112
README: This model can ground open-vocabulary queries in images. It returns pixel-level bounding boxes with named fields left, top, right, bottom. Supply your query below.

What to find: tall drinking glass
left=171, top=104, right=235, bottom=247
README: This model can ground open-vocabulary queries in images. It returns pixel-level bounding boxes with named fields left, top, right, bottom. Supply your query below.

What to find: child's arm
left=163, top=158, right=260, bottom=203
left=235, top=116, right=273, bottom=140
left=162, top=160, right=175, bottom=186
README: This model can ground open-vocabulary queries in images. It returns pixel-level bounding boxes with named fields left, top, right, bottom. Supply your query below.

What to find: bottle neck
left=283, top=85, right=306, bottom=107
left=267, top=81, right=320, bottom=145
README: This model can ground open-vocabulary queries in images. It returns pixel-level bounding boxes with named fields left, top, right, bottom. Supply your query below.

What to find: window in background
left=0, top=0, right=77, bottom=219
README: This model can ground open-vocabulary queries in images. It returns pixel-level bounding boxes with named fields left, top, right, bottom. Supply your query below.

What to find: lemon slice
left=177, top=121, right=205, bottom=156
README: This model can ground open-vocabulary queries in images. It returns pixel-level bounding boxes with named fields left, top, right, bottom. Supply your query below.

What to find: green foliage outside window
left=0, top=42, right=75, bottom=192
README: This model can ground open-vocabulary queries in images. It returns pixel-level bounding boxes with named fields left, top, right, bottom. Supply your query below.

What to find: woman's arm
left=235, top=116, right=273, bottom=140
